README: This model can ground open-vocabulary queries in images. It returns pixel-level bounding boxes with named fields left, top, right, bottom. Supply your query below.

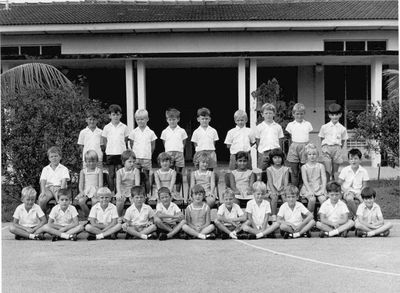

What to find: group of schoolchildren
left=9, top=102, right=393, bottom=241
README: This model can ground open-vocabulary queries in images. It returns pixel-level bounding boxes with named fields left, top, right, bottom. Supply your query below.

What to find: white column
left=1, top=62, right=10, bottom=73
left=137, top=60, right=146, bottom=109
left=125, top=60, right=135, bottom=129
left=249, top=58, right=258, bottom=169
left=238, top=58, right=246, bottom=111
left=370, top=58, right=383, bottom=167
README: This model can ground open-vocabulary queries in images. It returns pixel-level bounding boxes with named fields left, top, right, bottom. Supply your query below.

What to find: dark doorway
left=146, top=68, right=238, bottom=165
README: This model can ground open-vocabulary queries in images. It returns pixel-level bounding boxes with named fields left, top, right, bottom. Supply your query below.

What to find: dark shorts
left=106, top=155, right=122, bottom=167
left=167, top=151, right=185, bottom=168
left=257, top=148, right=281, bottom=170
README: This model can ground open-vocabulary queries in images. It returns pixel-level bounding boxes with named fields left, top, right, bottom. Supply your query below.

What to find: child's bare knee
left=9, top=224, right=16, bottom=233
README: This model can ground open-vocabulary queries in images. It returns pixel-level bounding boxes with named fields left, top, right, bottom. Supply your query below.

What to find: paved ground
left=2, top=220, right=400, bottom=293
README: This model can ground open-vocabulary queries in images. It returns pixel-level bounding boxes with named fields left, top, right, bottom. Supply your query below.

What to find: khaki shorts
left=135, top=158, right=152, bottom=170
left=257, top=148, right=280, bottom=170
left=167, top=151, right=185, bottom=168
left=321, top=145, right=344, bottom=164
left=286, top=142, right=307, bottom=164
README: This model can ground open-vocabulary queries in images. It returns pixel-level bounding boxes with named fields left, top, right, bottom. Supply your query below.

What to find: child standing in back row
left=160, top=108, right=188, bottom=193
left=101, top=104, right=130, bottom=192
left=191, top=107, right=219, bottom=170
left=224, top=110, right=255, bottom=170
left=255, top=103, right=284, bottom=182
left=285, top=103, right=313, bottom=187
left=318, top=103, right=348, bottom=181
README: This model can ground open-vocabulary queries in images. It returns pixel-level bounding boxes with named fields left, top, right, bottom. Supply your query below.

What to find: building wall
left=2, top=30, right=398, bottom=53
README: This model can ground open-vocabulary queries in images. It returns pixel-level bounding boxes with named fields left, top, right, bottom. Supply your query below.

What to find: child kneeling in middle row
left=278, top=185, right=315, bottom=239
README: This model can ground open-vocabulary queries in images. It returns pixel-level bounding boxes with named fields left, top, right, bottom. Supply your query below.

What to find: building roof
left=0, top=1, right=397, bottom=26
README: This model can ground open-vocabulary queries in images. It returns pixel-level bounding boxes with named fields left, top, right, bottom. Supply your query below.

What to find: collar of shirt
left=168, top=125, right=182, bottom=132
left=263, top=121, right=277, bottom=127
left=109, top=122, right=124, bottom=128
left=327, top=121, right=343, bottom=128
left=96, top=203, right=113, bottom=211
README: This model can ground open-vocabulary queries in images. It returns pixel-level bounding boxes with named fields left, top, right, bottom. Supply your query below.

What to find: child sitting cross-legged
left=214, top=188, right=247, bottom=240
left=9, top=186, right=46, bottom=240
left=42, top=188, right=84, bottom=241
left=154, top=187, right=186, bottom=241
left=122, top=186, right=157, bottom=240
left=241, top=181, right=280, bottom=239
left=355, top=187, right=392, bottom=238
left=85, top=187, right=122, bottom=241
left=182, top=184, right=216, bottom=240
left=277, top=185, right=315, bottom=239
left=316, top=181, right=354, bottom=238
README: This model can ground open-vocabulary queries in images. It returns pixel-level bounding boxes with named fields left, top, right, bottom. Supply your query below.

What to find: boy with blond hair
left=285, top=103, right=313, bottom=187
left=191, top=107, right=219, bottom=170
left=38, top=146, right=70, bottom=212
left=224, top=109, right=255, bottom=170
left=86, top=187, right=122, bottom=240
left=9, top=186, right=46, bottom=240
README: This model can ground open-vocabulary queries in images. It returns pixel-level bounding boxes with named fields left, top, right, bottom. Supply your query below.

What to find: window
left=324, top=41, right=344, bottom=51
left=367, top=41, right=387, bottom=51
left=345, top=41, right=365, bottom=51
left=41, top=45, right=61, bottom=56
left=20, top=46, right=40, bottom=56
left=1, top=45, right=61, bottom=57
left=1, top=46, right=19, bottom=56
left=324, top=40, right=387, bottom=52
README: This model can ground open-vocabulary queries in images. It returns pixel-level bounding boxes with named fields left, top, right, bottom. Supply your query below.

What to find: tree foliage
left=1, top=84, right=108, bottom=190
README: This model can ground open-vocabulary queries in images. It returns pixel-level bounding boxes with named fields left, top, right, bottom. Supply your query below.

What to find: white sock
left=367, top=231, right=374, bottom=237
left=29, top=234, right=35, bottom=239
left=256, top=232, right=264, bottom=239
left=140, top=234, right=148, bottom=240
left=292, top=232, right=300, bottom=238
left=229, top=232, right=237, bottom=239
left=328, top=229, right=339, bottom=237
left=60, top=233, right=69, bottom=239
left=96, top=233, right=104, bottom=240
left=198, top=233, right=206, bottom=240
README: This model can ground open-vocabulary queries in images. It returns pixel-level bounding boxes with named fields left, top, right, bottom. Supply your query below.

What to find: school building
left=0, top=0, right=398, bottom=166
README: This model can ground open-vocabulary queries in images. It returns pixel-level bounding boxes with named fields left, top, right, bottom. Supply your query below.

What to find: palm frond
left=383, top=69, right=399, bottom=100
left=1, top=63, right=73, bottom=96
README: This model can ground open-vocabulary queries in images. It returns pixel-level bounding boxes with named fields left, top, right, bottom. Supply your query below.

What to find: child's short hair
left=108, top=104, right=122, bottom=114
left=326, top=181, right=341, bottom=193
left=269, top=148, right=285, bottom=162
left=157, top=152, right=172, bottom=165
left=47, top=146, right=61, bottom=157
left=284, top=185, right=299, bottom=196
left=305, top=143, right=319, bottom=157
left=292, top=103, right=306, bottom=114
left=261, top=103, right=276, bottom=113
left=57, top=188, right=71, bottom=199
left=191, top=184, right=205, bottom=195
left=121, top=150, right=136, bottom=164
left=197, top=107, right=211, bottom=117
left=223, top=188, right=235, bottom=199
left=233, top=109, right=248, bottom=121
left=166, top=108, right=180, bottom=119
left=361, top=187, right=376, bottom=199
left=131, top=185, right=145, bottom=197
left=97, top=187, right=112, bottom=197
left=252, top=181, right=267, bottom=194
left=85, top=109, right=99, bottom=119
left=348, top=148, right=362, bottom=159
left=21, top=186, right=37, bottom=200
left=84, top=150, right=99, bottom=162
left=135, top=109, right=149, bottom=119
left=235, top=151, right=249, bottom=161
left=158, top=187, right=171, bottom=196
left=198, top=152, right=210, bottom=164
left=328, top=103, right=342, bottom=114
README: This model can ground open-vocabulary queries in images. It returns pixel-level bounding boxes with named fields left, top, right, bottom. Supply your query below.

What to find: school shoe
left=237, top=233, right=248, bottom=240
left=283, top=232, right=290, bottom=239
left=360, top=232, right=368, bottom=238
left=158, top=233, right=168, bottom=241
left=266, top=233, right=276, bottom=239
left=221, top=233, right=230, bottom=240
left=35, top=233, right=46, bottom=240
left=380, top=230, right=390, bottom=237
left=303, top=231, right=312, bottom=238
left=110, top=233, right=117, bottom=240
left=206, top=233, right=216, bottom=240
left=87, top=234, right=97, bottom=241
left=125, top=233, right=133, bottom=240
left=319, top=231, right=327, bottom=238
left=147, top=232, right=158, bottom=240
left=52, top=236, right=60, bottom=242
left=247, top=234, right=257, bottom=240
left=14, top=235, right=25, bottom=240
left=340, top=230, right=348, bottom=238
left=69, top=234, right=78, bottom=241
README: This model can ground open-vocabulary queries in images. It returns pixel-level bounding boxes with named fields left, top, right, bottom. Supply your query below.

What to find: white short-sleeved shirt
left=217, top=203, right=244, bottom=219
left=224, top=126, right=255, bottom=154
left=77, top=127, right=103, bottom=162
left=245, top=199, right=271, bottom=228
left=318, top=199, right=349, bottom=223
left=102, top=122, right=129, bottom=155
left=318, top=121, right=348, bottom=146
left=156, top=202, right=181, bottom=224
left=13, top=203, right=44, bottom=228
left=356, top=202, right=383, bottom=225
left=161, top=126, right=188, bottom=153
left=191, top=126, right=219, bottom=151
left=88, top=202, right=119, bottom=225
left=129, top=126, right=157, bottom=159
left=277, top=202, right=310, bottom=227
left=285, top=120, right=313, bottom=143
left=39, top=164, right=70, bottom=187
left=49, top=204, right=78, bottom=226
left=339, top=165, right=369, bottom=195
left=124, top=203, right=154, bottom=226
left=255, top=121, right=284, bottom=153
